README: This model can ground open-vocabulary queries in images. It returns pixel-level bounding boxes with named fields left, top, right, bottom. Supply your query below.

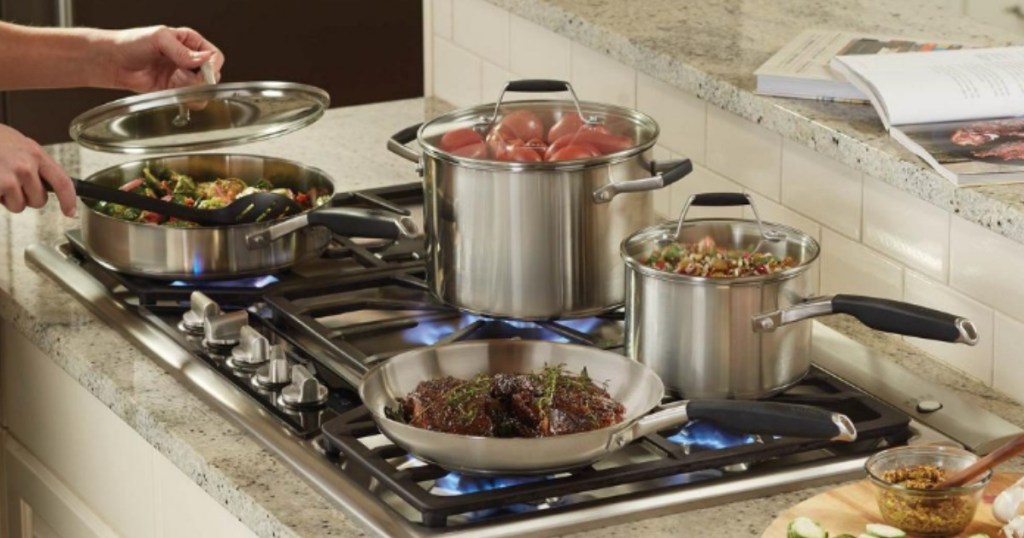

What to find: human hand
left=103, top=26, right=224, bottom=93
left=0, top=124, right=75, bottom=216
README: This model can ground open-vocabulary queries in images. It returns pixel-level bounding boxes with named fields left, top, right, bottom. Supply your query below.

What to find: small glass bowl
left=865, top=445, right=991, bottom=537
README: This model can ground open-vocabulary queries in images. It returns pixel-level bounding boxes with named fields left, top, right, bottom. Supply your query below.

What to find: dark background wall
left=0, top=0, right=424, bottom=144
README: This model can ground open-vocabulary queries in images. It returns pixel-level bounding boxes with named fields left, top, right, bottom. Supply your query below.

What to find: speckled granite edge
left=483, top=0, right=1024, bottom=244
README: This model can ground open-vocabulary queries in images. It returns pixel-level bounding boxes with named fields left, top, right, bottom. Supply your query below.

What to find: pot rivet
left=759, top=318, right=775, bottom=330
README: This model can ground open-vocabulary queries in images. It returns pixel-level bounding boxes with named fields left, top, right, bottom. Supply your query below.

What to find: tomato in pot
left=572, top=124, right=633, bottom=154
left=486, top=124, right=518, bottom=160
left=496, top=110, right=544, bottom=142
left=451, top=142, right=489, bottom=158
left=507, top=146, right=544, bottom=162
left=440, top=128, right=485, bottom=152
left=549, top=143, right=601, bottom=161
left=547, top=112, right=584, bottom=143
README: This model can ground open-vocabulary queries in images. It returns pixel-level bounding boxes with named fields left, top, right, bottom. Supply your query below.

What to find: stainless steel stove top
left=23, top=183, right=1022, bottom=538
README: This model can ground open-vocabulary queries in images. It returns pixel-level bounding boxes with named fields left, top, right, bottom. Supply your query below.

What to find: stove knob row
left=278, top=364, right=328, bottom=409
left=254, top=347, right=291, bottom=389
left=179, top=291, right=221, bottom=335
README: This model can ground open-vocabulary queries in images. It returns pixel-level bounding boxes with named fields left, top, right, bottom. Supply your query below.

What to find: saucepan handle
left=592, top=159, right=693, bottom=204
left=387, top=123, right=423, bottom=164
left=609, top=400, right=857, bottom=449
left=245, top=207, right=418, bottom=249
left=752, top=294, right=979, bottom=345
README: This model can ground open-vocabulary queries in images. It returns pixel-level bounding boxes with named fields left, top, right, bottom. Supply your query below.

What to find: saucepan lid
left=69, top=68, right=329, bottom=154
left=621, top=192, right=820, bottom=285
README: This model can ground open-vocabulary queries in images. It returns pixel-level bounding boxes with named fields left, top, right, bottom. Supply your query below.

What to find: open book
left=831, top=46, right=1024, bottom=186
left=755, top=30, right=961, bottom=102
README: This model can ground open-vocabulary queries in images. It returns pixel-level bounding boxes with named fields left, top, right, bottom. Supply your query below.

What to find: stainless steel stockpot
left=387, top=80, right=693, bottom=320
left=80, top=153, right=416, bottom=279
left=621, top=193, right=979, bottom=399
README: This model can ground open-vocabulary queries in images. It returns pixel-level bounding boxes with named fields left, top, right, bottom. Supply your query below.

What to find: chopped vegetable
left=644, top=235, right=797, bottom=278
left=787, top=517, right=828, bottom=538
left=93, top=166, right=328, bottom=227
left=864, top=523, right=905, bottom=538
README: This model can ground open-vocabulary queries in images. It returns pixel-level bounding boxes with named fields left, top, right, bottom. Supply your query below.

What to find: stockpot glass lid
left=69, top=81, right=330, bottom=154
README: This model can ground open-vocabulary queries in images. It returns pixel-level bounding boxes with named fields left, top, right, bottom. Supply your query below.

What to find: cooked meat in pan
left=386, top=365, right=626, bottom=437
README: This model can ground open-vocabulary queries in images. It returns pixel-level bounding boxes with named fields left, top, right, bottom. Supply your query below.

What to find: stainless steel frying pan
left=353, top=340, right=857, bottom=475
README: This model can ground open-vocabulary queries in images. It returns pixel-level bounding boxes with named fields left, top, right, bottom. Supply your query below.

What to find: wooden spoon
left=938, top=433, right=1024, bottom=489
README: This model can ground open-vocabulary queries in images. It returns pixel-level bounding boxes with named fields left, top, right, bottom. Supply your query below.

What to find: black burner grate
left=320, top=368, right=910, bottom=529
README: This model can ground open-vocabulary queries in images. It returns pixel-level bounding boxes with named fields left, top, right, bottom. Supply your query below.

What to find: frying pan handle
left=752, top=294, right=979, bottom=345
left=387, top=123, right=423, bottom=164
left=592, top=159, right=693, bottom=204
left=610, top=400, right=857, bottom=448
left=246, top=207, right=418, bottom=249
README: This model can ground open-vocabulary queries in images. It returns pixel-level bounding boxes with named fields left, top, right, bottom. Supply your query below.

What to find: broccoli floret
left=254, top=178, right=273, bottom=190
left=171, top=173, right=196, bottom=195
left=141, top=167, right=165, bottom=196
left=196, top=198, right=227, bottom=210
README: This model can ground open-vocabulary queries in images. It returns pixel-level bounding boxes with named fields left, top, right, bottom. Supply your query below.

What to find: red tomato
left=486, top=125, right=519, bottom=160
left=544, top=133, right=578, bottom=160
left=440, top=128, right=485, bottom=152
left=573, top=124, right=633, bottom=154
left=547, top=113, right=584, bottom=143
left=523, top=137, right=548, bottom=153
left=451, top=142, right=488, bottom=158
left=497, top=110, right=544, bottom=142
left=507, top=146, right=544, bottom=162
left=549, top=143, right=601, bottom=161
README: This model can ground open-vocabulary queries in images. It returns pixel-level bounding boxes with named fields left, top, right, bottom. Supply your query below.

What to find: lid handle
left=489, top=79, right=596, bottom=127
left=171, top=59, right=217, bottom=127
left=674, top=192, right=785, bottom=242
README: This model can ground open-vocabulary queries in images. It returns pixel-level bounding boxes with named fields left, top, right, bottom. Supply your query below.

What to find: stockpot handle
left=387, top=123, right=423, bottom=164
left=591, top=159, right=693, bottom=204
left=752, top=294, right=980, bottom=345
left=245, top=207, right=418, bottom=249
left=609, top=400, right=857, bottom=448
left=673, top=191, right=785, bottom=242
left=490, top=79, right=596, bottom=127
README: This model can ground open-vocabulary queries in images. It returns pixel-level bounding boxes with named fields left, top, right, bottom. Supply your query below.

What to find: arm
left=0, top=22, right=223, bottom=92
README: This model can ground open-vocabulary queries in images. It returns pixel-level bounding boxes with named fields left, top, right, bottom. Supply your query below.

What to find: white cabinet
left=0, top=320, right=257, bottom=538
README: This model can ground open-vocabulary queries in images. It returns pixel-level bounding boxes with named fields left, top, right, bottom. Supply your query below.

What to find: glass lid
left=69, top=81, right=330, bottom=154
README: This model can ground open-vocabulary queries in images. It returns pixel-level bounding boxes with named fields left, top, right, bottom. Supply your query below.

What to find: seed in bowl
left=876, top=464, right=976, bottom=536
left=644, top=235, right=797, bottom=278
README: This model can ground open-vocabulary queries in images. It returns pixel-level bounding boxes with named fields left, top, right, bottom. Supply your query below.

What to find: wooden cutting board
left=761, top=472, right=1021, bottom=538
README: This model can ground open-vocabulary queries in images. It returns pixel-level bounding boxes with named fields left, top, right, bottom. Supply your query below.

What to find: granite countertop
left=2, top=97, right=1022, bottom=538
left=485, top=0, right=1024, bottom=245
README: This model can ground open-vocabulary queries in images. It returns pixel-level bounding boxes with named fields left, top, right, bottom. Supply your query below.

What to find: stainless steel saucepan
left=79, top=153, right=417, bottom=279
left=621, top=192, right=979, bottom=400
left=343, top=340, right=856, bottom=475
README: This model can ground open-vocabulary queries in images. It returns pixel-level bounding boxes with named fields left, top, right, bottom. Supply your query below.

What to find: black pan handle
left=505, top=79, right=571, bottom=93
left=387, top=123, right=423, bottom=164
left=752, top=295, right=979, bottom=345
left=832, top=294, right=978, bottom=344
left=686, top=400, right=857, bottom=441
left=246, top=207, right=418, bottom=249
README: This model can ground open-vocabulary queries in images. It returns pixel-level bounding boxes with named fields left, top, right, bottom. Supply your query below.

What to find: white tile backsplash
left=781, top=139, right=862, bottom=240
left=669, top=163, right=744, bottom=221
left=820, top=227, right=903, bottom=300
left=863, top=176, right=950, bottom=282
left=994, top=312, right=1024, bottom=403
left=481, top=61, right=512, bottom=99
left=452, top=0, right=510, bottom=68
left=569, top=43, right=636, bottom=108
left=509, top=15, right=571, bottom=81
left=904, top=271, right=994, bottom=384
left=432, top=37, right=482, bottom=108
left=637, top=73, right=707, bottom=162
left=706, top=106, right=782, bottom=201
left=742, top=190, right=821, bottom=243
left=432, top=0, right=453, bottom=39
left=950, top=216, right=1024, bottom=323
left=652, top=145, right=674, bottom=219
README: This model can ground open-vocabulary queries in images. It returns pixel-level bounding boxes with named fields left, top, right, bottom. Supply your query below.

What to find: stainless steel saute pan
left=343, top=340, right=856, bottom=475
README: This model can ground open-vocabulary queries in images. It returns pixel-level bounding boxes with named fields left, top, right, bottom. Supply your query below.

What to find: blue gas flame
left=666, top=420, right=758, bottom=451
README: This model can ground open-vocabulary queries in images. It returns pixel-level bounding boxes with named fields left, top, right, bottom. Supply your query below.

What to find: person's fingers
left=173, top=27, right=224, bottom=78
left=1, top=173, right=26, bottom=214
left=155, top=27, right=213, bottom=70
left=37, top=151, right=75, bottom=217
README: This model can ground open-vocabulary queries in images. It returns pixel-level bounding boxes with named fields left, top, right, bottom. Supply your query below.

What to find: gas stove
left=25, top=183, right=1023, bottom=538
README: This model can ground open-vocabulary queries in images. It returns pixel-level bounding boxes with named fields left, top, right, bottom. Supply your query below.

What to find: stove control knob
left=279, top=364, right=328, bottom=409
left=179, top=291, right=221, bottom=334
left=917, top=400, right=943, bottom=413
left=202, top=310, right=248, bottom=348
left=228, top=326, right=270, bottom=370
left=253, top=346, right=290, bottom=389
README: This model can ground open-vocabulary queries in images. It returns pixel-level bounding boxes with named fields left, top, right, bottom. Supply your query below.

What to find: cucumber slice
left=787, top=517, right=828, bottom=538
left=966, top=535, right=991, bottom=538
left=864, top=523, right=906, bottom=538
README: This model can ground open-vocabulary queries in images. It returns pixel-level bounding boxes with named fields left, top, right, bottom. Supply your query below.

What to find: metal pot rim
left=81, top=152, right=336, bottom=230
left=620, top=218, right=821, bottom=285
left=417, top=99, right=660, bottom=171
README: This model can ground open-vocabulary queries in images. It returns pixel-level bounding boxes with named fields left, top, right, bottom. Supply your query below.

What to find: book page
left=833, top=47, right=1024, bottom=125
